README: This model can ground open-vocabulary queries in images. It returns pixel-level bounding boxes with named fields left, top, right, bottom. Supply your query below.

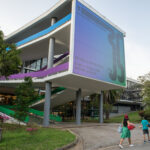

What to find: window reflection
left=24, top=57, right=47, bottom=73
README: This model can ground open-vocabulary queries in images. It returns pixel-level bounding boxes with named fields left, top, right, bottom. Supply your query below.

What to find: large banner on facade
left=73, top=0, right=126, bottom=86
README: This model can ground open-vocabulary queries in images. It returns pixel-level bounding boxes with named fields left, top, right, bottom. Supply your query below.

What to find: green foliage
left=89, top=94, right=99, bottom=109
left=103, top=89, right=122, bottom=105
left=105, top=111, right=141, bottom=123
left=139, top=109, right=150, bottom=121
left=103, top=103, right=113, bottom=113
left=138, top=110, right=145, bottom=118
left=103, top=89, right=122, bottom=119
left=14, top=77, right=38, bottom=122
left=86, top=90, right=122, bottom=120
left=143, top=81, right=150, bottom=108
left=137, top=72, right=150, bottom=119
left=138, top=72, right=150, bottom=83
left=103, top=103, right=113, bottom=120
left=0, top=30, right=21, bottom=77
left=144, top=109, right=150, bottom=120
left=86, top=90, right=122, bottom=119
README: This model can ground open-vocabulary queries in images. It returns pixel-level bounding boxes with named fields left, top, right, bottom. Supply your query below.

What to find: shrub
left=144, top=110, right=150, bottom=120
left=139, top=110, right=145, bottom=118
left=138, top=110, right=150, bottom=121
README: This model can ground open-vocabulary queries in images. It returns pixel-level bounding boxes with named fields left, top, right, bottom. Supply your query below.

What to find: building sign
left=73, top=0, right=126, bottom=86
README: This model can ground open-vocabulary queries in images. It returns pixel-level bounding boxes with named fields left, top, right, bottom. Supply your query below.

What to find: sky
left=0, top=0, right=150, bottom=80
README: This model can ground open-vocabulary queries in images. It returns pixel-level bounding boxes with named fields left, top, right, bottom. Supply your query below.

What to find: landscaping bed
left=0, top=124, right=75, bottom=150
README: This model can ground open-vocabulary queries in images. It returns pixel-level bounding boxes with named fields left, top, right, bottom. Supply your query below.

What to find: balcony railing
left=0, top=52, right=69, bottom=80
left=6, top=13, right=71, bottom=50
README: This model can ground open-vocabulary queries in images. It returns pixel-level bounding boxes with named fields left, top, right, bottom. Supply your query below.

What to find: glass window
left=42, top=58, right=47, bottom=68
left=30, top=60, right=36, bottom=69
left=36, top=59, right=41, bottom=70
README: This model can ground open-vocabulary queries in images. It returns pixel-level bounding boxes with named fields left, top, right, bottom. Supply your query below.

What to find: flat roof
left=127, top=77, right=142, bottom=85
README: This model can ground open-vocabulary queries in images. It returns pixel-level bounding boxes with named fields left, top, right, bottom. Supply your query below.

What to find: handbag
left=118, top=124, right=123, bottom=133
left=128, top=123, right=135, bottom=130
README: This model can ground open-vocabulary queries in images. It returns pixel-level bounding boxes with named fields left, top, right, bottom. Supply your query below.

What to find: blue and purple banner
left=73, top=0, right=126, bottom=86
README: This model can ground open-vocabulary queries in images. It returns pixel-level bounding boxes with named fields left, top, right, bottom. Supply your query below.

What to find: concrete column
left=47, top=17, right=57, bottom=68
left=99, top=91, right=104, bottom=123
left=43, top=82, right=51, bottom=127
left=43, top=17, right=56, bottom=127
left=47, top=37, right=55, bottom=68
left=76, top=89, right=81, bottom=125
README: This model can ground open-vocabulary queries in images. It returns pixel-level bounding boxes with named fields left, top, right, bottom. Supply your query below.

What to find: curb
left=56, top=129, right=80, bottom=150
left=52, top=123, right=119, bottom=129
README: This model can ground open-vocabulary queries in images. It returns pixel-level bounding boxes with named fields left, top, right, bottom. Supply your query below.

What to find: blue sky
left=0, top=0, right=150, bottom=80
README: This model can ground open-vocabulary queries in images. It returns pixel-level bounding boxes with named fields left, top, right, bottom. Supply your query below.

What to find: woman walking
left=119, top=114, right=134, bottom=149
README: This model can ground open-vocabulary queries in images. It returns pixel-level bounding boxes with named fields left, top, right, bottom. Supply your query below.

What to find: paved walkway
left=124, top=143, right=150, bottom=150
left=52, top=123, right=145, bottom=150
left=99, top=142, right=150, bottom=150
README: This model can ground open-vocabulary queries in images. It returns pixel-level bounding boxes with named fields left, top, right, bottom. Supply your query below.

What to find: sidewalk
left=52, top=123, right=144, bottom=150
left=98, top=142, right=150, bottom=150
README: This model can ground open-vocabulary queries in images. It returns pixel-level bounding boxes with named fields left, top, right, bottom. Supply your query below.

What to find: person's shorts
left=143, top=129, right=149, bottom=134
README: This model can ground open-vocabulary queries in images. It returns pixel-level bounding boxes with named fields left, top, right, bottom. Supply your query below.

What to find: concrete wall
left=109, top=106, right=131, bottom=118
left=118, top=106, right=131, bottom=114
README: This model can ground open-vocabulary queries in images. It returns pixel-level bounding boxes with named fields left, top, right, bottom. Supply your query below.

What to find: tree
left=138, top=72, right=150, bottom=119
left=87, top=90, right=122, bottom=120
left=86, top=94, right=99, bottom=118
left=14, top=77, right=38, bottom=123
left=143, top=81, right=150, bottom=109
left=138, top=72, right=150, bottom=83
left=0, top=30, right=21, bottom=78
left=137, top=72, right=150, bottom=108
left=103, top=89, right=122, bottom=119
left=90, top=94, right=99, bottom=109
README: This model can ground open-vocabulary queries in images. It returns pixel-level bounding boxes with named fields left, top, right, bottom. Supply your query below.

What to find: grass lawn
left=104, top=111, right=141, bottom=123
left=63, top=111, right=141, bottom=124
left=0, top=124, right=75, bottom=150
left=64, top=111, right=142, bottom=124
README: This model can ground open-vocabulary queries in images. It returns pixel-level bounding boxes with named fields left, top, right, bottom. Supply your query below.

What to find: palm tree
left=103, top=89, right=122, bottom=119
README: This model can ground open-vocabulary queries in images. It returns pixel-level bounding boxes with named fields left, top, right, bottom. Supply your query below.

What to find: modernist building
left=0, top=0, right=126, bottom=126
left=112, top=77, right=143, bottom=114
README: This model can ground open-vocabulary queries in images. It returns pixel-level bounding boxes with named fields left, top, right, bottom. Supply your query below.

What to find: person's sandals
left=129, top=144, right=134, bottom=147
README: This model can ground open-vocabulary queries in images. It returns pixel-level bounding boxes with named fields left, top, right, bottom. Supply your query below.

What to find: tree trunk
left=106, top=112, right=110, bottom=120
left=0, top=128, right=2, bottom=141
left=82, top=98, right=85, bottom=120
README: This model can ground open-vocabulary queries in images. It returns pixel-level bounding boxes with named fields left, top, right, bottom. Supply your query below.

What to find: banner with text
left=73, top=0, right=126, bottom=86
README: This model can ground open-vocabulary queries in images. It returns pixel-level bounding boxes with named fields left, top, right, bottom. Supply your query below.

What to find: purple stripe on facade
left=0, top=63, right=68, bottom=80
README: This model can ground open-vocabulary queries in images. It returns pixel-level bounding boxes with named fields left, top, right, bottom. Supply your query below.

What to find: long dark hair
left=123, top=118, right=129, bottom=127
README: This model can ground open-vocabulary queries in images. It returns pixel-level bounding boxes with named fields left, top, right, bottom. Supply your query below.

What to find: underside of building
left=0, top=0, right=126, bottom=126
